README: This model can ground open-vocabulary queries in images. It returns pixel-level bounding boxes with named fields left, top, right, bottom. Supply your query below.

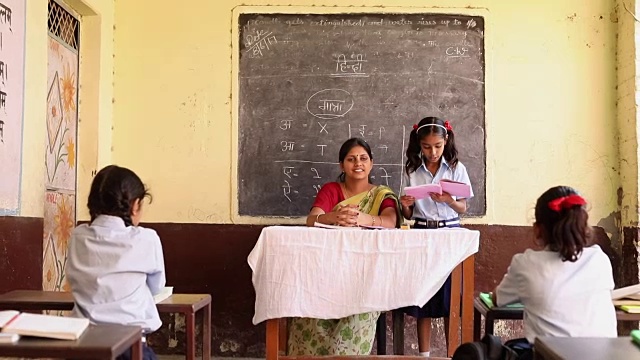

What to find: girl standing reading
left=400, top=116, right=473, bottom=357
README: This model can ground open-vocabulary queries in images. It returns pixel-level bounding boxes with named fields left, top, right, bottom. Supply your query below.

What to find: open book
left=313, top=222, right=386, bottom=230
left=0, top=310, right=89, bottom=340
left=404, top=179, right=472, bottom=199
left=611, top=283, right=640, bottom=300
left=612, top=284, right=640, bottom=309
left=154, top=286, right=174, bottom=303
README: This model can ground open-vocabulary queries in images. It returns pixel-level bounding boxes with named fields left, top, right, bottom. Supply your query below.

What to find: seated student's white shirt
left=496, top=245, right=616, bottom=343
left=66, top=215, right=166, bottom=332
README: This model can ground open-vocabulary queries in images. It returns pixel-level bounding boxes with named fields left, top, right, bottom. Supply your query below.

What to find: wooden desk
left=250, top=227, right=479, bottom=360
left=473, top=297, right=523, bottom=340
left=534, top=336, right=640, bottom=360
left=0, top=323, right=143, bottom=359
left=474, top=297, right=640, bottom=340
left=0, top=290, right=211, bottom=360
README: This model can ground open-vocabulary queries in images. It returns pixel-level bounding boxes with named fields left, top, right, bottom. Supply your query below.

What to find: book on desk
left=154, top=286, right=173, bottom=303
left=0, top=310, right=89, bottom=340
left=612, top=284, right=640, bottom=312
left=479, top=292, right=524, bottom=309
left=632, top=330, right=640, bottom=346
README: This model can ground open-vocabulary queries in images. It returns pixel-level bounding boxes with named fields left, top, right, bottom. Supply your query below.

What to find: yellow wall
left=617, top=0, right=639, bottom=227
left=113, top=0, right=619, bottom=226
left=21, top=0, right=114, bottom=219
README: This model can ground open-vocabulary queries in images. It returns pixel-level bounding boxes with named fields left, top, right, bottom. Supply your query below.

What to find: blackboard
left=237, top=13, right=485, bottom=217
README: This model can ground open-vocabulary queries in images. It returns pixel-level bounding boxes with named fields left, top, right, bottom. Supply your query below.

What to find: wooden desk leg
left=392, top=309, right=404, bottom=355
left=203, top=301, right=211, bottom=360
left=131, top=338, right=143, bottom=360
left=461, top=256, right=475, bottom=343
left=266, top=319, right=280, bottom=360
left=187, top=312, right=196, bottom=360
left=447, top=263, right=462, bottom=358
left=473, top=307, right=481, bottom=341
left=376, top=312, right=386, bottom=355
left=278, top=318, right=288, bottom=355
left=486, top=314, right=495, bottom=336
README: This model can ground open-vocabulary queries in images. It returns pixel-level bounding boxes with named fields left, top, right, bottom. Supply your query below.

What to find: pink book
left=440, top=179, right=472, bottom=198
left=404, top=184, right=442, bottom=199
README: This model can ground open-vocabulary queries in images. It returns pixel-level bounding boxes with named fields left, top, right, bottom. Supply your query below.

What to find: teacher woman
left=288, top=137, right=401, bottom=356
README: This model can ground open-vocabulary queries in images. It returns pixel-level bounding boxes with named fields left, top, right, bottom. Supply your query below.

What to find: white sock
left=419, top=351, right=430, bottom=357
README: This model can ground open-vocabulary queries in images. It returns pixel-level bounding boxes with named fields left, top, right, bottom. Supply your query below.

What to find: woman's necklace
left=342, top=183, right=353, bottom=199
left=342, top=183, right=372, bottom=198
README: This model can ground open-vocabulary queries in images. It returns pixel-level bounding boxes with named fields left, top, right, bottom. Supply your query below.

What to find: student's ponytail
left=405, top=126, right=423, bottom=176
left=535, top=186, right=590, bottom=262
left=443, top=123, right=459, bottom=169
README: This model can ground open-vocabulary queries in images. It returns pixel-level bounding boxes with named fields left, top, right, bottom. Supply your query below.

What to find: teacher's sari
left=287, top=185, right=400, bottom=356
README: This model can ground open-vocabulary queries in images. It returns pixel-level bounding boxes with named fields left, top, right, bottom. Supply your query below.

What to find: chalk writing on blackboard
left=306, top=89, right=354, bottom=119
left=331, top=54, right=368, bottom=78
left=244, top=29, right=278, bottom=58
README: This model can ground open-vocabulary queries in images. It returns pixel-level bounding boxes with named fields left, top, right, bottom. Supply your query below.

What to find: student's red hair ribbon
left=444, top=120, right=453, bottom=131
left=548, top=195, right=587, bottom=212
left=413, top=124, right=419, bottom=130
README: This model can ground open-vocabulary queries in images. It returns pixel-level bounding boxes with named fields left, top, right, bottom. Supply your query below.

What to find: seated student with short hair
left=66, top=165, right=165, bottom=360
left=492, top=186, right=616, bottom=360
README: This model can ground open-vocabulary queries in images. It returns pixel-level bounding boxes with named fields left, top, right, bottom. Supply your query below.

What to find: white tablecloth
left=248, top=226, right=480, bottom=324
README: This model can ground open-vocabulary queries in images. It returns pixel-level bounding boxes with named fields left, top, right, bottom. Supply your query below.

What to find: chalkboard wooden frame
left=232, top=7, right=486, bottom=220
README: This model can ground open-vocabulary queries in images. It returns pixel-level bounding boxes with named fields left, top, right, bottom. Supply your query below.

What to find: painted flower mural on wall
left=61, top=62, right=76, bottom=113
left=43, top=35, right=78, bottom=294
left=54, top=195, right=74, bottom=250
left=66, top=137, right=75, bottom=168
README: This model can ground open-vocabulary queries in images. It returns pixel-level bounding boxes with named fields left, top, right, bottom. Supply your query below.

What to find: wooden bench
left=0, top=290, right=211, bottom=360
left=473, top=296, right=640, bottom=340
left=0, top=323, right=143, bottom=360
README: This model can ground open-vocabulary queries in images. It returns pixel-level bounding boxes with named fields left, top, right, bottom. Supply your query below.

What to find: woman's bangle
left=371, top=215, right=375, bottom=226
left=316, top=214, right=321, bottom=224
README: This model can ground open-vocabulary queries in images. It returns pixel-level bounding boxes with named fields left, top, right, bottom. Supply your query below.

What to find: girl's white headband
left=415, top=123, right=447, bottom=133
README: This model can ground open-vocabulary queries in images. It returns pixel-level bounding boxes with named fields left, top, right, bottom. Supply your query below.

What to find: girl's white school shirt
left=402, top=157, right=473, bottom=220
left=496, top=245, right=617, bottom=343
left=66, top=215, right=166, bottom=332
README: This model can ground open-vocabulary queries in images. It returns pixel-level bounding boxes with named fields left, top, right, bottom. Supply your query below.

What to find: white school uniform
left=66, top=215, right=166, bottom=332
left=402, top=157, right=473, bottom=220
left=496, top=245, right=617, bottom=343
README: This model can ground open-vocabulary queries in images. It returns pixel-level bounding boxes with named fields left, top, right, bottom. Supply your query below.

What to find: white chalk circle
left=306, top=88, right=354, bottom=120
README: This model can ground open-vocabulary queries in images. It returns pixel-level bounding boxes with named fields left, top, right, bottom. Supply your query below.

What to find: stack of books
left=612, top=284, right=640, bottom=313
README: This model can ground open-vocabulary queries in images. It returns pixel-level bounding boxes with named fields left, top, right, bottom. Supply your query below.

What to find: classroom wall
left=113, top=0, right=619, bottom=227
left=1, top=0, right=114, bottom=292
left=111, top=0, right=623, bottom=356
